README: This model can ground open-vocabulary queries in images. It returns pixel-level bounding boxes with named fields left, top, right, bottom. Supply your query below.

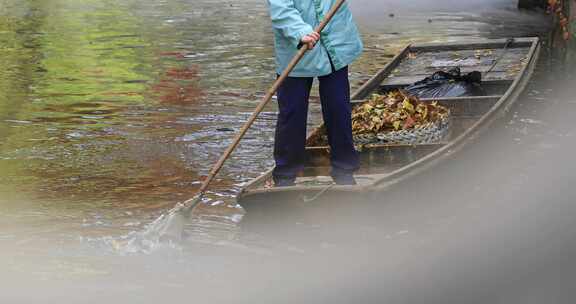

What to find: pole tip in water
left=157, top=211, right=186, bottom=243
left=156, top=195, right=204, bottom=243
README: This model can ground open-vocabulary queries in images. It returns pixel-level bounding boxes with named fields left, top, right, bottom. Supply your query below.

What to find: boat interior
left=240, top=38, right=539, bottom=194
left=303, top=40, right=535, bottom=176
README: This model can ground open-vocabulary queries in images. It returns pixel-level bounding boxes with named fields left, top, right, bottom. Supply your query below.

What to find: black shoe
left=332, top=174, right=357, bottom=186
left=274, top=176, right=296, bottom=187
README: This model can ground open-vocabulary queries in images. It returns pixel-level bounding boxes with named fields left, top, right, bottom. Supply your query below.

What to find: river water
left=0, top=0, right=558, bottom=302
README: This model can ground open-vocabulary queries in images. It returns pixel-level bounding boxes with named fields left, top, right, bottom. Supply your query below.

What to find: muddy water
left=0, top=0, right=553, bottom=298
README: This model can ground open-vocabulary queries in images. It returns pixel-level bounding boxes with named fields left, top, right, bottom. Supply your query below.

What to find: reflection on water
left=0, top=0, right=550, bottom=275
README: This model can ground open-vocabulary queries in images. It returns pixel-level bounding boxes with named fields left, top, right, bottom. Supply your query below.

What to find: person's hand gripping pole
left=301, top=31, right=320, bottom=50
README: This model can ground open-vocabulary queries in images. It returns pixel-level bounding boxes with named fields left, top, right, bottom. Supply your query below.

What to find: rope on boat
left=486, top=38, right=515, bottom=75
left=301, top=183, right=336, bottom=203
left=300, top=177, right=374, bottom=203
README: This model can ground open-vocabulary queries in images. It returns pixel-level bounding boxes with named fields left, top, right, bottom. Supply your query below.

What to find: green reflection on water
left=0, top=0, right=196, bottom=216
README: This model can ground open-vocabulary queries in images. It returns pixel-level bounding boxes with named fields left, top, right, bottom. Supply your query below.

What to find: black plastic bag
left=404, top=67, right=485, bottom=98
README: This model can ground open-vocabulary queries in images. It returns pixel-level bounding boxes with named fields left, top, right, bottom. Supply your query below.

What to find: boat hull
left=238, top=37, right=541, bottom=211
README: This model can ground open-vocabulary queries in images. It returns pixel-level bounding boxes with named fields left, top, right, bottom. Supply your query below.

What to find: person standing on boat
left=268, top=0, right=363, bottom=187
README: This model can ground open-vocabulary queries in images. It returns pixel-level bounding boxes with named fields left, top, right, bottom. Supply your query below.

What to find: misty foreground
left=1, top=0, right=572, bottom=303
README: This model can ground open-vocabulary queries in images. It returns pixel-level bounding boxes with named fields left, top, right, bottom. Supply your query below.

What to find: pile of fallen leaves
left=352, top=90, right=449, bottom=135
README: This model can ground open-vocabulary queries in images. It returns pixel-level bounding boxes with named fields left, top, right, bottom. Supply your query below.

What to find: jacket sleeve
left=267, top=0, right=314, bottom=48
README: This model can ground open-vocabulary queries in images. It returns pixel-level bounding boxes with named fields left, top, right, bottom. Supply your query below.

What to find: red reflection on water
left=151, top=65, right=205, bottom=105
left=158, top=51, right=187, bottom=59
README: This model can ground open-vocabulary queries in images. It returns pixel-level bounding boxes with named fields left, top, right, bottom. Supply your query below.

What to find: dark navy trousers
left=273, top=66, right=359, bottom=181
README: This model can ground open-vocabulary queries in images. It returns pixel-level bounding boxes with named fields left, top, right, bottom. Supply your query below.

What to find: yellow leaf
left=402, top=98, right=415, bottom=113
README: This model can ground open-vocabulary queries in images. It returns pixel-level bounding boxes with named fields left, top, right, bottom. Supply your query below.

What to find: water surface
left=0, top=0, right=554, bottom=299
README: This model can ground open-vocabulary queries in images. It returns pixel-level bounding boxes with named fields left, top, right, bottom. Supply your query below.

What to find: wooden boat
left=238, top=37, right=540, bottom=209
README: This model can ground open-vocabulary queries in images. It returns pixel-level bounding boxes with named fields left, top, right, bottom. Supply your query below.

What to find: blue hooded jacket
left=268, top=0, right=363, bottom=77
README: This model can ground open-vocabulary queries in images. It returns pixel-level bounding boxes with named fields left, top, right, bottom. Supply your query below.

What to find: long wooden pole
left=196, top=0, right=347, bottom=196
left=154, top=0, right=349, bottom=240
